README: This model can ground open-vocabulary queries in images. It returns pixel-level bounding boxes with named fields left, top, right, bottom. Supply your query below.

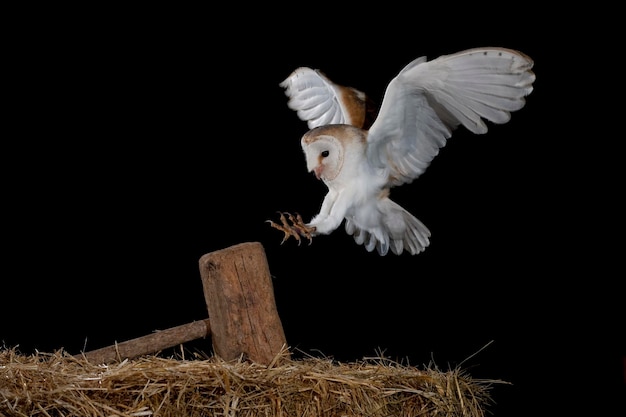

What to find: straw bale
left=1, top=345, right=502, bottom=417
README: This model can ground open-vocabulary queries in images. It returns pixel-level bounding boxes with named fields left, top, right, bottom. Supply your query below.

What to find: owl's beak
left=313, top=165, right=323, bottom=180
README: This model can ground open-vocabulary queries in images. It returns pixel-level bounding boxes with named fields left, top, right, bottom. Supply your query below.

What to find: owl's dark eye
left=321, top=150, right=330, bottom=158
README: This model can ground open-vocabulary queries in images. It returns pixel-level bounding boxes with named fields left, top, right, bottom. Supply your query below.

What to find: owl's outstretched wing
left=366, top=47, right=535, bottom=187
left=280, top=67, right=373, bottom=129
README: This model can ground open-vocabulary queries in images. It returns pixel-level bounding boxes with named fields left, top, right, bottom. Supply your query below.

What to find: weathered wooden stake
left=76, top=242, right=287, bottom=365
left=199, top=241, right=289, bottom=364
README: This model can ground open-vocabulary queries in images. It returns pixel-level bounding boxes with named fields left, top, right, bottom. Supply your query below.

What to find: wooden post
left=199, top=242, right=289, bottom=365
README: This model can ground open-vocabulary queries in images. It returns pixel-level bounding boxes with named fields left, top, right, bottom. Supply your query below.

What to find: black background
left=2, top=6, right=624, bottom=417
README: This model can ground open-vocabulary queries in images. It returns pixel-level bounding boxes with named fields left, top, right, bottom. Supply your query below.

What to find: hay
left=1, top=345, right=502, bottom=417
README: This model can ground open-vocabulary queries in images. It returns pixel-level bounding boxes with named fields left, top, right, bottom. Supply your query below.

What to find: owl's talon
left=267, top=216, right=301, bottom=245
left=267, top=212, right=302, bottom=245
left=267, top=211, right=315, bottom=245
left=287, top=212, right=315, bottom=245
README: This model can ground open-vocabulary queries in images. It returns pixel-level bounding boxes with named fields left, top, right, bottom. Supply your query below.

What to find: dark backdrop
left=2, top=7, right=623, bottom=417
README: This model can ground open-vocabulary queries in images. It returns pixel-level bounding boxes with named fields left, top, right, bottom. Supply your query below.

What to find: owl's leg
left=267, top=212, right=316, bottom=245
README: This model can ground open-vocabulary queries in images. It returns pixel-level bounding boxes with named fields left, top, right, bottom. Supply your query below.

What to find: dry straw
left=1, top=345, right=503, bottom=417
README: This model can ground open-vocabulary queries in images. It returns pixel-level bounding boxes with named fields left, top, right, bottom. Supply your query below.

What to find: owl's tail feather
left=345, top=199, right=431, bottom=256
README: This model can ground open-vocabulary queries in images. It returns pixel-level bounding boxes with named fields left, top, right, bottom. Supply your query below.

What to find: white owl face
left=301, top=133, right=344, bottom=181
left=301, top=124, right=367, bottom=183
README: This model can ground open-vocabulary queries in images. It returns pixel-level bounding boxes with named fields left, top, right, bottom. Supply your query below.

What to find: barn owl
left=268, top=47, right=535, bottom=255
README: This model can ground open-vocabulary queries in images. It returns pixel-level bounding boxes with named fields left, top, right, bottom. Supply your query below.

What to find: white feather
left=367, top=47, right=535, bottom=186
left=280, top=67, right=366, bottom=129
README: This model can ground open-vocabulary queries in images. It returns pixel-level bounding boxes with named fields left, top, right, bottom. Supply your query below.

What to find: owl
left=268, top=47, right=535, bottom=255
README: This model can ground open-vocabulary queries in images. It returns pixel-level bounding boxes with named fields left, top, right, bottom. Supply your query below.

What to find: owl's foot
left=267, top=212, right=316, bottom=245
